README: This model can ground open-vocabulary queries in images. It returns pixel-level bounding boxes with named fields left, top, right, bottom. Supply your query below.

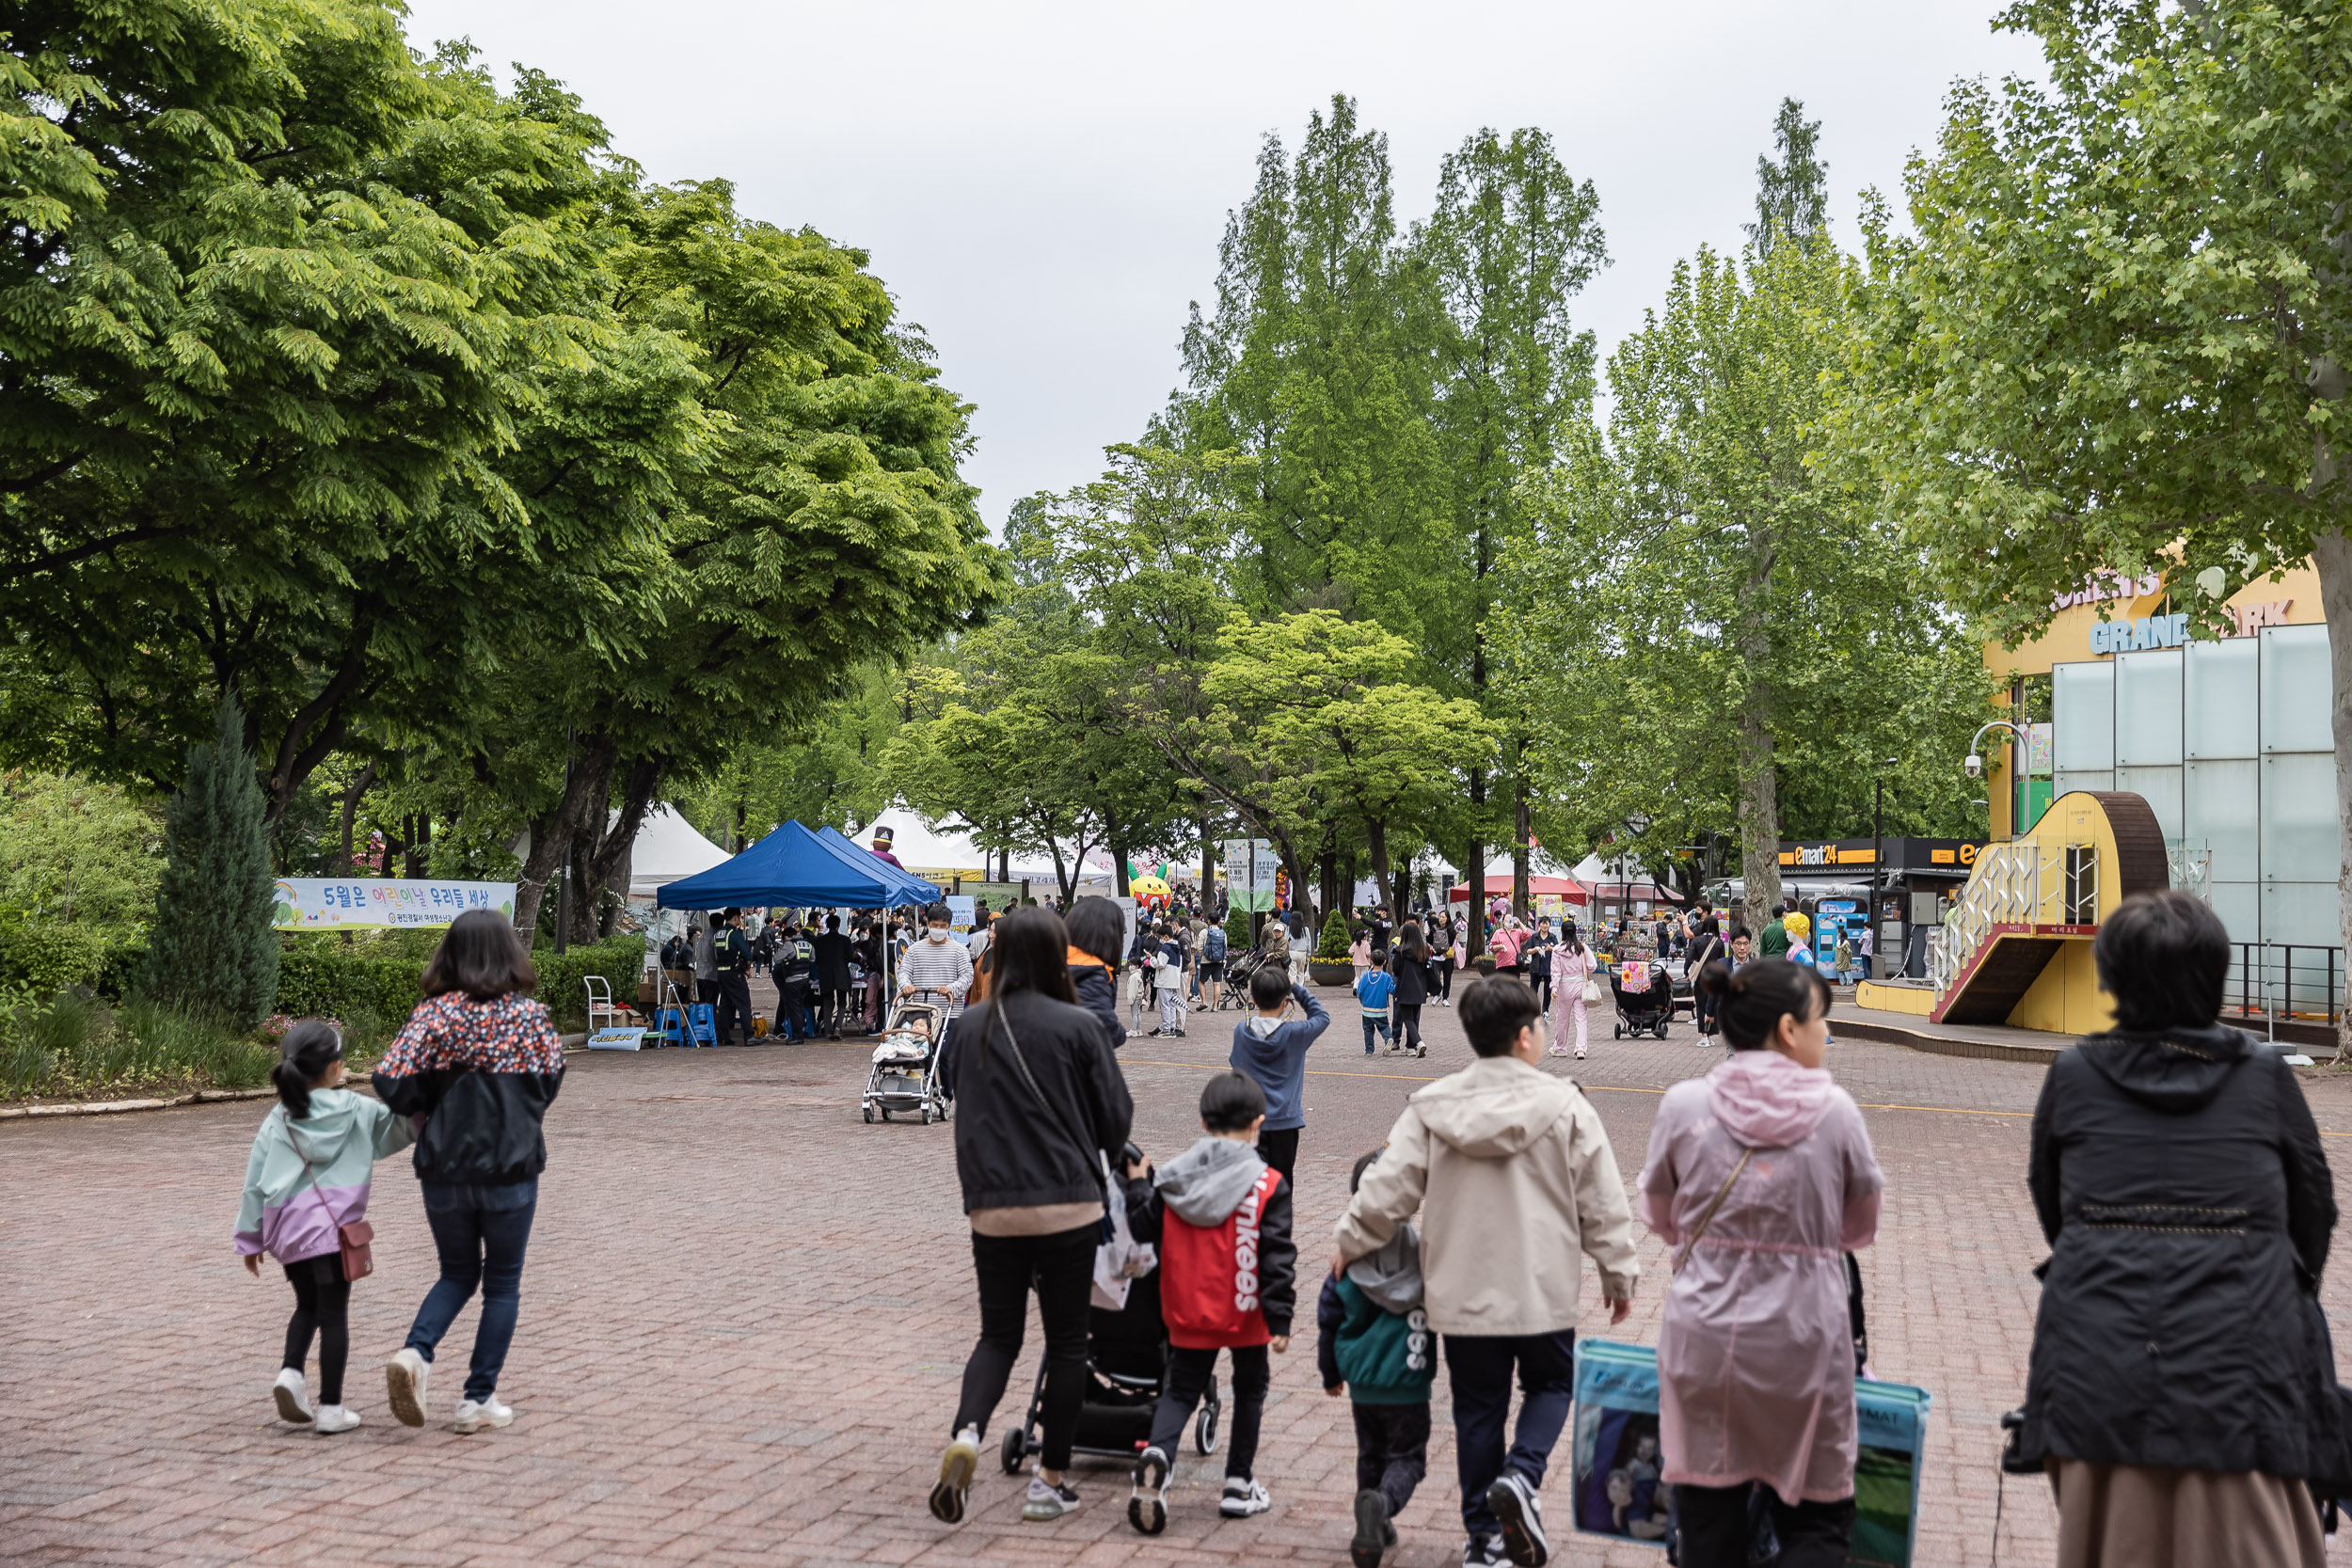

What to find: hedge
left=275, top=930, right=645, bottom=1034
left=0, top=911, right=147, bottom=1000
left=532, top=932, right=648, bottom=1031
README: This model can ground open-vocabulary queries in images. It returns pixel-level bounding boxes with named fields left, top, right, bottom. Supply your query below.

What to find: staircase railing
left=1931, top=840, right=2090, bottom=1004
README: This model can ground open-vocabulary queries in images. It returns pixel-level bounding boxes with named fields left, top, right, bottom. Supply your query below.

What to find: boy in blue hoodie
left=1230, top=966, right=1328, bottom=1186
left=1353, top=963, right=1395, bottom=1056
left=1320, top=1147, right=1435, bottom=1568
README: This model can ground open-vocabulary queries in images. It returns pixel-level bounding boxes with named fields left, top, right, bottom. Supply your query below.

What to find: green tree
left=1744, top=97, right=1830, bottom=257
left=0, top=771, right=164, bottom=926
left=1839, top=0, right=2352, bottom=1028
left=1413, top=126, right=1607, bottom=925
left=144, top=699, right=278, bottom=1028
left=1502, top=227, right=1987, bottom=932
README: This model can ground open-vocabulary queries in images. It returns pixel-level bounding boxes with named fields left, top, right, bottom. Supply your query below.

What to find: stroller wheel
left=1613, top=1024, right=1622, bottom=1039
left=862, top=1104, right=875, bottom=1124
left=1196, top=1399, right=1219, bottom=1456
left=920, top=1106, right=932, bottom=1125
left=881, top=1107, right=891, bottom=1122
left=1656, top=1022, right=1670, bottom=1039
left=1000, top=1425, right=1026, bottom=1475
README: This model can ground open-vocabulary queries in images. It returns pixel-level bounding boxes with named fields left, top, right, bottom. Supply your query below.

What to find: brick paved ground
left=8, top=986, right=2352, bottom=1566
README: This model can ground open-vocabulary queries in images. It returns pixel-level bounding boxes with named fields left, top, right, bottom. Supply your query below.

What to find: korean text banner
left=271, top=879, right=516, bottom=929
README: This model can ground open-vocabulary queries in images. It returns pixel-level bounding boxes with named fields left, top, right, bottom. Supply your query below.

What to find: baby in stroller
left=1001, top=1143, right=1222, bottom=1475
left=1610, top=960, right=1675, bottom=1040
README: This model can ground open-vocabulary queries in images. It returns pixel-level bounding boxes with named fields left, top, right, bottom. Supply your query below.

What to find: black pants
left=1531, top=977, right=1551, bottom=1013
left=1392, top=1003, right=1423, bottom=1053
left=954, top=1225, right=1096, bottom=1471
left=1445, top=1328, right=1576, bottom=1536
left=713, top=972, right=753, bottom=1042
left=818, top=984, right=850, bottom=1033
left=1257, top=1126, right=1299, bottom=1187
left=1354, top=1401, right=1431, bottom=1515
left=1151, top=1343, right=1269, bottom=1481
left=283, top=1253, right=351, bottom=1404
left=1675, top=1482, right=1854, bottom=1568
left=1437, top=958, right=1454, bottom=999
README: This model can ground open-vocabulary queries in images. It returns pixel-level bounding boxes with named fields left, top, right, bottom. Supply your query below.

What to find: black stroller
left=1611, top=961, right=1675, bottom=1039
left=1216, top=944, right=1277, bottom=1010
left=1002, top=1162, right=1220, bottom=1472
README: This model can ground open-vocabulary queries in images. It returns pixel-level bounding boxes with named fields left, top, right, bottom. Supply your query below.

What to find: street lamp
left=1871, top=757, right=1900, bottom=954
left=1964, top=720, right=2033, bottom=837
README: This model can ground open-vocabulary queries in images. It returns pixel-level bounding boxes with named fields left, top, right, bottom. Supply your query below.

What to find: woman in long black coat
left=1385, top=918, right=1430, bottom=1057
left=2018, top=890, right=2337, bottom=1567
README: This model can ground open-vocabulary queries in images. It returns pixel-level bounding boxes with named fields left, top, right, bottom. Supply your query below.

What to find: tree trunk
left=405, top=813, right=431, bottom=880
left=1200, top=815, right=1216, bottom=916
left=1467, top=769, right=1486, bottom=957
left=569, top=751, right=661, bottom=945
left=339, top=762, right=376, bottom=875
left=1513, top=741, right=1532, bottom=917
left=1318, top=846, right=1340, bottom=925
left=1736, top=524, right=1784, bottom=934
left=379, top=827, right=402, bottom=878
left=511, top=736, right=621, bottom=939
left=1109, top=821, right=1131, bottom=898
left=1368, top=816, right=1400, bottom=918
left=2312, top=529, right=2352, bottom=1059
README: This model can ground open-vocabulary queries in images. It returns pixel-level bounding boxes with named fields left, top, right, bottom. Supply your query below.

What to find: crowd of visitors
left=230, top=882, right=2346, bottom=1568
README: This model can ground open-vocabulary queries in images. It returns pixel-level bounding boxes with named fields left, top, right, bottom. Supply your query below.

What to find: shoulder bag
left=290, top=1123, right=374, bottom=1281
left=1672, top=1144, right=1753, bottom=1274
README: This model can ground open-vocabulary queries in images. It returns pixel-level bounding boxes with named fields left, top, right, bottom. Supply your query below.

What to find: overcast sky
left=400, top=1, right=2046, bottom=531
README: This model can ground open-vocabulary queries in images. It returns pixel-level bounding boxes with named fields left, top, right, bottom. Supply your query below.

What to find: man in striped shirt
left=898, top=902, right=973, bottom=1019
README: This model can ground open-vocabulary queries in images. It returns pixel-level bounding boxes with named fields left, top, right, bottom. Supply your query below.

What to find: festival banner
left=270, top=879, right=516, bottom=930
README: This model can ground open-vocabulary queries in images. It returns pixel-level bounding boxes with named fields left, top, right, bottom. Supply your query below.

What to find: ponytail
left=273, top=1021, right=344, bottom=1119
left=1693, top=957, right=1830, bottom=1052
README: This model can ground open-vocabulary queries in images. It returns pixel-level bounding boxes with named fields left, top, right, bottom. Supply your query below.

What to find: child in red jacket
left=1128, top=1071, right=1296, bottom=1532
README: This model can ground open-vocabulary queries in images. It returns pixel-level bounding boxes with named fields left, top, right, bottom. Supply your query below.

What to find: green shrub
left=532, top=932, right=647, bottom=1031
left=1316, top=909, right=1354, bottom=960
left=1225, top=909, right=1251, bottom=957
left=276, top=942, right=427, bottom=1026
left=0, top=911, right=108, bottom=995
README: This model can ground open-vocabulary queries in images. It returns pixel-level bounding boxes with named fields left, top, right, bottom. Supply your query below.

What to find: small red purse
left=294, top=1135, right=375, bottom=1281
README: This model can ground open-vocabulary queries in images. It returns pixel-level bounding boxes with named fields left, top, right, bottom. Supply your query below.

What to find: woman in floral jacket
left=374, top=910, right=566, bottom=1435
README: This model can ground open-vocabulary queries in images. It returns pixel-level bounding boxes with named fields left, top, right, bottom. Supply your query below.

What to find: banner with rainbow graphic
left=270, top=879, right=516, bottom=930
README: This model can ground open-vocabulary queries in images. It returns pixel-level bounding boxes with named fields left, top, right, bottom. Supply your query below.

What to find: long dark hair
left=1695, top=957, right=1830, bottom=1052
left=1064, top=895, right=1125, bottom=969
left=273, top=1021, right=343, bottom=1120
left=1396, top=919, right=1427, bottom=961
left=985, top=907, right=1079, bottom=1004
left=421, top=908, right=539, bottom=1001
left=1563, top=919, right=1585, bottom=958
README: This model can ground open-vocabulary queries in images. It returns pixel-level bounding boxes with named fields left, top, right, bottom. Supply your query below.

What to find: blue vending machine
left=1815, top=898, right=1861, bottom=972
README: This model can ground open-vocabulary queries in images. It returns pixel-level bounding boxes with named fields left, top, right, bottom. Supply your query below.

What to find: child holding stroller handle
left=1127, top=1070, right=1297, bottom=1535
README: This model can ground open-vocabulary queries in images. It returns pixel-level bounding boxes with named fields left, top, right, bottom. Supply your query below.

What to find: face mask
left=928, top=928, right=948, bottom=943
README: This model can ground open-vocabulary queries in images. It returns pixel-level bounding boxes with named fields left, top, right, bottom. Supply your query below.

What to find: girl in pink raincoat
left=1637, top=957, right=1883, bottom=1568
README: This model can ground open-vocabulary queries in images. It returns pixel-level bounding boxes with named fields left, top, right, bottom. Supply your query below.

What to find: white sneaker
left=313, top=1403, right=360, bottom=1434
left=452, top=1394, right=513, bottom=1433
left=385, top=1348, right=429, bottom=1428
left=1022, top=1477, right=1081, bottom=1521
left=1220, top=1477, right=1272, bottom=1517
left=271, top=1368, right=312, bottom=1424
left=1128, top=1446, right=1168, bottom=1534
left=930, top=1424, right=980, bottom=1523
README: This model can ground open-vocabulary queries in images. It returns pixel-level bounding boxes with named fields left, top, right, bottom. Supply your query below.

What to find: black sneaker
left=1351, top=1489, right=1391, bottom=1568
left=1128, top=1447, right=1168, bottom=1534
left=1463, top=1534, right=1506, bottom=1568
left=1486, top=1470, right=1549, bottom=1566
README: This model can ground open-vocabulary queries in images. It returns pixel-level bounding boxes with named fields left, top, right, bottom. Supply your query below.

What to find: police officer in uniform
left=772, top=920, right=818, bottom=1041
left=711, top=908, right=755, bottom=1046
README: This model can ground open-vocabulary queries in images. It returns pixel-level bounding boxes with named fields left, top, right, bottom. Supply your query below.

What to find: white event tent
left=628, top=806, right=731, bottom=898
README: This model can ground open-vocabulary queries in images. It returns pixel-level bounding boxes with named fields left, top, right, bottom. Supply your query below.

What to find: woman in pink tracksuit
left=1549, top=922, right=1598, bottom=1059
left=1637, top=957, right=1883, bottom=1568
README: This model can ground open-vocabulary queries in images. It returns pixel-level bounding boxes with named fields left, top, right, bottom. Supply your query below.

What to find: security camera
left=1963, top=753, right=1983, bottom=779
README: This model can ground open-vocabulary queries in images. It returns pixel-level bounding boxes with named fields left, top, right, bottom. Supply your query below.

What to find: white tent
left=857, top=805, right=1065, bottom=884
left=628, top=805, right=731, bottom=897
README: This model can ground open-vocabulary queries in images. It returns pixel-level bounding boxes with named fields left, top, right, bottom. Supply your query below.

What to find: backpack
left=1202, top=925, right=1227, bottom=962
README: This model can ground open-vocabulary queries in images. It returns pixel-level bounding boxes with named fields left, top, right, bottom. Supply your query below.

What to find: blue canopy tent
left=654, top=820, right=941, bottom=911
left=654, top=823, right=942, bottom=1027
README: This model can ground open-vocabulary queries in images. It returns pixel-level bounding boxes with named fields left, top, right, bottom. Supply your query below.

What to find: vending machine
left=1813, top=898, right=1863, bottom=970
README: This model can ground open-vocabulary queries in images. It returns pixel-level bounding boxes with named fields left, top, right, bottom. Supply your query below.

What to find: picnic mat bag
left=1568, top=1338, right=1932, bottom=1568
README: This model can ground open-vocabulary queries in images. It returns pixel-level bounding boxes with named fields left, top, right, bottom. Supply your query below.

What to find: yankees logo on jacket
left=1152, top=1137, right=1297, bottom=1349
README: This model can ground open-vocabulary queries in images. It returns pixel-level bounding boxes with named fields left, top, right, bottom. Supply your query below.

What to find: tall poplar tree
left=1415, top=127, right=1607, bottom=927
left=145, top=698, right=278, bottom=1028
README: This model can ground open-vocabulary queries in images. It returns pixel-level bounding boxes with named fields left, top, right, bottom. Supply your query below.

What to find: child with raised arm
left=1127, top=1071, right=1296, bottom=1533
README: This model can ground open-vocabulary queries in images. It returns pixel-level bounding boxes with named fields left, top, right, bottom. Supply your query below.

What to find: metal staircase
left=1930, top=840, right=2098, bottom=1025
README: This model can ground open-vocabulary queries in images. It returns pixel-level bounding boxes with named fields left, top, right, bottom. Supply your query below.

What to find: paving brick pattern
left=8, top=987, right=2352, bottom=1565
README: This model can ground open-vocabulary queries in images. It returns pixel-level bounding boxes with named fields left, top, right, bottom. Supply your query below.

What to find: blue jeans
left=1361, top=1016, right=1391, bottom=1053
left=405, top=1179, right=538, bottom=1402
left=1445, top=1328, right=1577, bottom=1537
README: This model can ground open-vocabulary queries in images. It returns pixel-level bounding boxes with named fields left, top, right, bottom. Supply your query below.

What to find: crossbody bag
left=1672, top=1145, right=1753, bottom=1274
left=290, top=1124, right=375, bottom=1281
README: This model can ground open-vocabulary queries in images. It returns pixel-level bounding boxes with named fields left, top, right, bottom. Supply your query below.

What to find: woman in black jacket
left=373, top=910, right=565, bottom=1435
left=1386, top=919, right=1430, bottom=1056
left=2019, top=891, right=2336, bottom=1566
left=930, top=907, right=1135, bottom=1527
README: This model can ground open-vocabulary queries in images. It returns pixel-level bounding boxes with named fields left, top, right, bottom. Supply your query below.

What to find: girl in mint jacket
left=233, top=1022, right=413, bottom=1433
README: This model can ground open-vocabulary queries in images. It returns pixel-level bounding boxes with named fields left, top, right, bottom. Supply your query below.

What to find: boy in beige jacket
left=1331, top=975, right=1639, bottom=1568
